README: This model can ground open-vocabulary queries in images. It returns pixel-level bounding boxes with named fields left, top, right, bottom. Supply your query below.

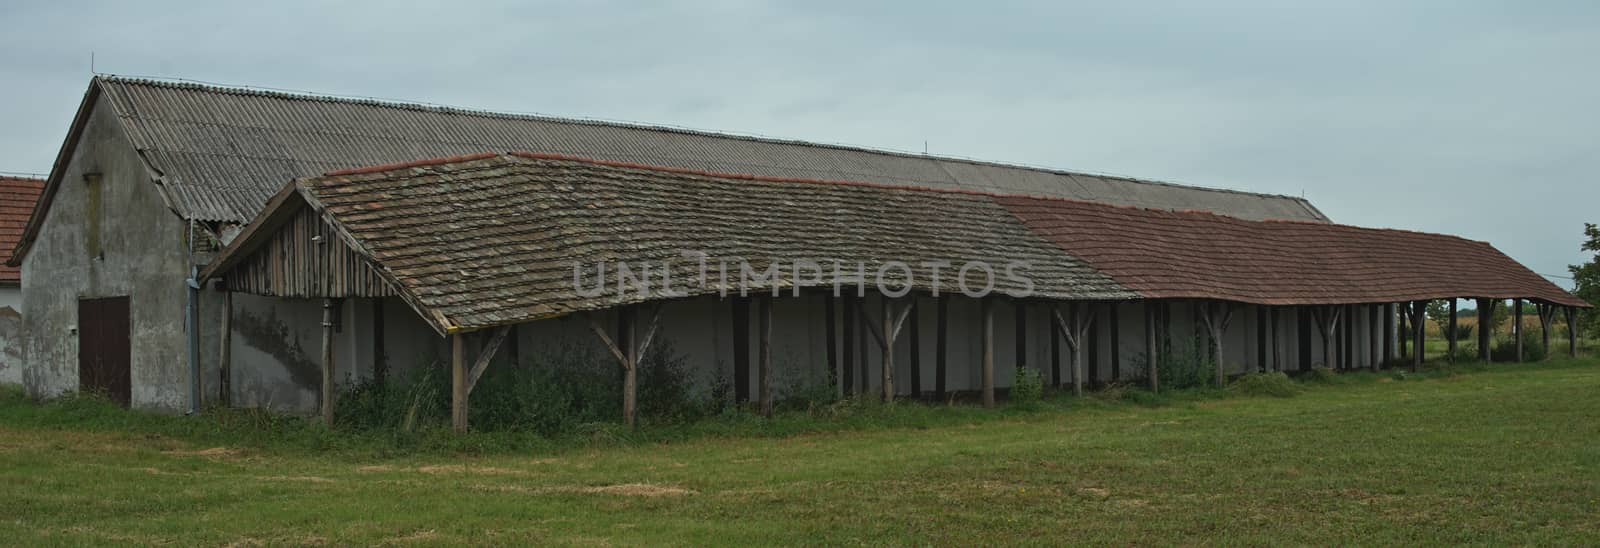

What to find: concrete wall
left=18, top=93, right=226, bottom=409
left=0, top=285, right=20, bottom=385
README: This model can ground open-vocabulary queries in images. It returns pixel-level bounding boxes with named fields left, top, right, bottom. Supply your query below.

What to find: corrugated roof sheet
left=94, top=76, right=1329, bottom=225
left=0, top=177, right=44, bottom=283
left=999, top=197, right=1588, bottom=307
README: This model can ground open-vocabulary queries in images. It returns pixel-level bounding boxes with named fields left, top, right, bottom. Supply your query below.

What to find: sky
left=0, top=1, right=1595, bottom=288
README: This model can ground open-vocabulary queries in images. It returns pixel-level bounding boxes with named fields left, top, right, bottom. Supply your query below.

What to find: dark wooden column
left=1050, top=308, right=1062, bottom=387
left=823, top=295, right=838, bottom=395
left=1397, top=303, right=1409, bottom=359
left=450, top=333, right=465, bottom=432
left=1015, top=301, right=1028, bottom=371
left=1537, top=302, right=1555, bottom=361
left=908, top=297, right=923, bottom=398
left=1411, top=301, right=1425, bottom=372
left=1109, top=304, right=1122, bottom=382
left=1368, top=304, right=1380, bottom=372
left=1514, top=298, right=1524, bottom=362
left=1086, top=305, right=1101, bottom=387
left=373, top=298, right=387, bottom=385
left=219, top=290, right=232, bottom=406
left=1383, top=303, right=1395, bottom=366
left=1198, top=301, right=1234, bottom=387
left=1445, top=299, right=1457, bottom=361
left=758, top=296, right=774, bottom=416
left=1343, top=304, right=1355, bottom=370
left=842, top=296, right=857, bottom=395
left=732, top=297, right=751, bottom=402
left=1477, top=298, right=1493, bottom=363
left=1270, top=307, right=1282, bottom=372
left=1144, top=301, right=1159, bottom=392
left=935, top=296, right=949, bottom=399
left=981, top=298, right=995, bottom=408
left=1297, top=307, right=1313, bottom=372
left=1256, top=306, right=1268, bottom=372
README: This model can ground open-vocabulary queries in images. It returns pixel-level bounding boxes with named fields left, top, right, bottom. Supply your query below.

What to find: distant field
left=3, top=359, right=1599, bottom=545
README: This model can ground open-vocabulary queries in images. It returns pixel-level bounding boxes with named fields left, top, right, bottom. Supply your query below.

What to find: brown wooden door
left=78, top=297, right=131, bottom=407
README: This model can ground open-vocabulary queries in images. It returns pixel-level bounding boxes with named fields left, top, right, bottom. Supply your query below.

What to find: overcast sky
left=1, top=1, right=1595, bottom=288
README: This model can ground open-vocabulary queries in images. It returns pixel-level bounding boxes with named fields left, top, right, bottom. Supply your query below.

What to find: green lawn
left=3, top=360, right=1599, bottom=545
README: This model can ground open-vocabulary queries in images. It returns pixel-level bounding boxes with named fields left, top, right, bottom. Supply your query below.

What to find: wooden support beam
left=1383, top=303, right=1395, bottom=366
left=1477, top=298, right=1492, bottom=362
left=1052, top=302, right=1096, bottom=396
left=1343, top=304, right=1355, bottom=370
left=1411, top=301, right=1425, bottom=372
left=878, top=299, right=895, bottom=403
left=1297, top=307, right=1313, bottom=371
left=1087, top=305, right=1101, bottom=388
left=842, top=296, right=856, bottom=395
left=759, top=296, right=774, bottom=416
left=1015, top=301, right=1027, bottom=371
left=320, top=298, right=336, bottom=428
left=1050, top=304, right=1062, bottom=387
left=732, top=297, right=751, bottom=403
left=1256, top=305, right=1268, bottom=373
left=623, top=307, right=638, bottom=428
left=1144, top=301, right=1159, bottom=392
left=507, top=324, right=520, bottom=369
left=464, top=325, right=511, bottom=395
left=1514, top=298, right=1524, bottom=362
left=1369, top=304, right=1380, bottom=372
left=1271, top=307, right=1282, bottom=372
left=1197, top=301, right=1234, bottom=387
left=908, top=298, right=923, bottom=399
left=1447, top=299, right=1458, bottom=362
left=981, top=298, right=995, bottom=408
left=857, top=296, right=870, bottom=395
left=935, top=296, right=948, bottom=399
left=824, top=295, right=838, bottom=397
left=451, top=333, right=466, bottom=432
left=219, top=290, right=232, bottom=407
left=1537, top=302, right=1555, bottom=361
left=1397, top=304, right=1409, bottom=359
left=1310, top=305, right=1340, bottom=371
left=373, top=298, right=387, bottom=385
left=1109, top=304, right=1122, bottom=382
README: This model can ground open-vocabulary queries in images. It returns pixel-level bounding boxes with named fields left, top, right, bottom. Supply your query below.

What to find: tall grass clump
left=1228, top=371, right=1300, bottom=397
left=1009, top=366, right=1043, bottom=410
left=1131, top=336, right=1217, bottom=390
left=1490, top=330, right=1547, bottom=362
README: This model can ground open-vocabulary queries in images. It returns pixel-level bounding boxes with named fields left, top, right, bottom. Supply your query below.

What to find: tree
left=1569, top=223, right=1600, bottom=338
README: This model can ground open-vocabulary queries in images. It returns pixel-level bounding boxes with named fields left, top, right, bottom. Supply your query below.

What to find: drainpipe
left=185, top=220, right=201, bottom=415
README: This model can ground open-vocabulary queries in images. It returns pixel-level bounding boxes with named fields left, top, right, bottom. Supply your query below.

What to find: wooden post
left=1297, top=307, right=1313, bottom=371
left=881, top=298, right=896, bottom=403
left=1537, top=303, right=1554, bottom=361
left=1568, top=306, right=1579, bottom=358
left=373, top=298, right=387, bottom=385
left=1514, top=298, right=1524, bottom=362
left=936, top=296, right=949, bottom=399
left=506, top=324, right=519, bottom=369
left=1343, top=304, right=1355, bottom=370
left=1412, top=301, right=1425, bottom=372
left=824, top=295, right=838, bottom=396
left=1383, top=303, right=1395, bottom=366
left=1144, top=301, right=1159, bottom=392
left=1015, top=301, right=1027, bottom=371
left=321, top=298, right=335, bottom=427
left=1050, top=305, right=1062, bottom=387
left=1086, top=305, right=1101, bottom=388
left=450, top=333, right=466, bottom=432
left=1256, top=305, right=1268, bottom=372
left=908, top=298, right=922, bottom=398
left=1198, top=301, right=1234, bottom=387
left=1397, top=303, right=1409, bottom=360
left=759, top=296, right=773, bottom=416
left=981, top=298, right=995, bottom=408
left=842, top=295, right=856, bottom=396
left=1478, top=299, right=1493, bottom=362
left=219, top=290, right=232, bottom=407
left=623, top=308, right=639, bottom=426
left=1311, top=305, right=1339, bottom=371
left=1368, top=304, right=1380, bottom=372
left=1053, top=303, right=1096, bottom=397
left=1109, top=304, right=1121, bottom=382
left=1271, top=307, right=1282, bottom=372
left=1447, top=299, right=1458, bottom=361
left=732, top=297, right=751, bottom=402
left=857, top=296, right=870, bottom=395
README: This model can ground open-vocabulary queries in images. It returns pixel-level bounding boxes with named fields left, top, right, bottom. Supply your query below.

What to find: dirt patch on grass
left=416, top=465, right=529, bottom=476
left=256, top=475, right=334, bottom=483
left=472, top=482, right=695, bottom=497
left=164, top=447, right=242, bottom=459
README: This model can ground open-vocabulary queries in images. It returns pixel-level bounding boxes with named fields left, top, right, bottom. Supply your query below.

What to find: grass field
left=3, top=359, right=1599, bottom=545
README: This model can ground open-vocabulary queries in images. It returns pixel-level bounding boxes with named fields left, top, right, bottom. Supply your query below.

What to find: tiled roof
left=92, top=76, right=1326, bottom=224
left=999, top=197, right=1588, bottom=307
left=0, top=177, right=44, bottom=283
left=206, top=153, right=1582, bottom=335
left=275, top=153, right=1137, bottom=333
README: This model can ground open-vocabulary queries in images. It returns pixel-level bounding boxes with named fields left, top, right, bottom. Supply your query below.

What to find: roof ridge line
left=94, top=74, right=1320, bottom=208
